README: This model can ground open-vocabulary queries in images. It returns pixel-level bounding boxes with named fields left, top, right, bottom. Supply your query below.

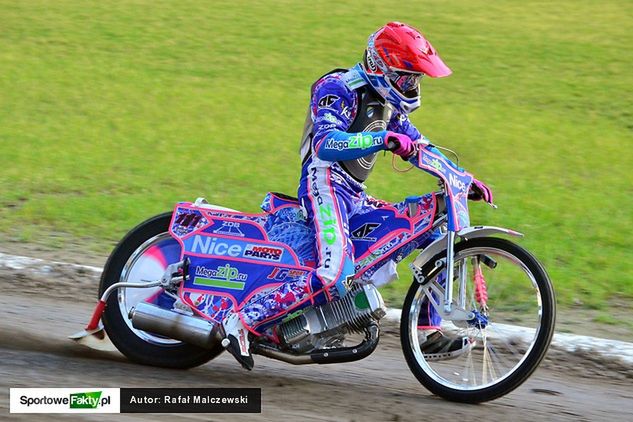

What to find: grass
left=1, top=0, right=631, bottom=311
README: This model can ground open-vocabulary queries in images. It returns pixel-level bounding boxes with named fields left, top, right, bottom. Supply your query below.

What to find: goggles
left=389, top=71, right=423, bottom=93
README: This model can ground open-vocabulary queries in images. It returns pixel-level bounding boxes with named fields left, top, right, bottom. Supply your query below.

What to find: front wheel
left=100, top=212, right=224, bottom=369
left=401, top=237, right=556, bottom=403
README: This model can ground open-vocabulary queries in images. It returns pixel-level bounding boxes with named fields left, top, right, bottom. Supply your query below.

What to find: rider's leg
left=241, top=167, right=356, bottom=331
left=374, top=194, right=474, bottom=361
left=303, top=165, right=356, bottom=304
left=417, top=283, right=442, bottom=331
left=416, top=249, right=475, bottom=360
left=223, top=166, right=355, bottom=368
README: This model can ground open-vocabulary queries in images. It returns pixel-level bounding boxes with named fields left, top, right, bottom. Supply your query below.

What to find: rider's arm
left=388, top=113, right=422, bottom=142
left=311, top=76, right=389, bottom=162
left=390, top=113, right=464, bottom=171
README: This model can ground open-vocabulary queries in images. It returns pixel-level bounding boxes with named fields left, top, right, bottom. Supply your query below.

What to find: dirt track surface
left=1, top=257, right=632, bottom=421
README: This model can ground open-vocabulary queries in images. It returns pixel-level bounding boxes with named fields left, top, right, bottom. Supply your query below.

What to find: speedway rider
left=222, top=22, right=492, bottom=370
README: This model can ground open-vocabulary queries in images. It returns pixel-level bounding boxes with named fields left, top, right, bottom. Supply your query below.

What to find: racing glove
left=386, top=131, right=415, bottom=160
left=469, top=178, right=494, bottom=203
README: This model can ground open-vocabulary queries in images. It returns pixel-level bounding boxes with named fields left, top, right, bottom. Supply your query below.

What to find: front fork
left=413, top=231, right=490, bottom=322
left=443, top=231, right=456, bottom=314
left=436, top=230, right=474, bottom=321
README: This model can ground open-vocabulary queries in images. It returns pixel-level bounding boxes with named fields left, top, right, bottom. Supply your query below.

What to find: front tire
left=100, top=212, right=224, bottom=369
left=401, top=237, right=556, bottom=403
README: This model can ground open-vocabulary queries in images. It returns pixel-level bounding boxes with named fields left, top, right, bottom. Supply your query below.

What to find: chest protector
left=300, top=69, right=394, bottom=183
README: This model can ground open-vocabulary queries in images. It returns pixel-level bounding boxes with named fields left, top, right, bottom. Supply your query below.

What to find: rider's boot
left=221, top=312, right=254, bottom=371
left=418, top=328, right=475, bottom=361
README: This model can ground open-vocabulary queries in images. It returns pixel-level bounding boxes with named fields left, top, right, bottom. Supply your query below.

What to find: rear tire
left=401, top=237, right=555, bottom=403
left=100, top=212, right=224, bottom=369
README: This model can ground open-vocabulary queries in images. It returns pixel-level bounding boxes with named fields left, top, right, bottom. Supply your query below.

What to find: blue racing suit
left=240, top=65, right=441, bottom=333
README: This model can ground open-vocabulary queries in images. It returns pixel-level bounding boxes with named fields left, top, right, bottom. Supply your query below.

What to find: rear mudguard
left=411, top=226, right=523, bottom=270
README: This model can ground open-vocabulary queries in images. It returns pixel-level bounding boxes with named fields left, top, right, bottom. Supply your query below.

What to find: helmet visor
left=390, top=72, right=423, bottom=94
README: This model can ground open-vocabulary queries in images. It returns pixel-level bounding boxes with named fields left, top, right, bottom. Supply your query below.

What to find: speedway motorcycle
left=71, top=141, right=556, bottom=403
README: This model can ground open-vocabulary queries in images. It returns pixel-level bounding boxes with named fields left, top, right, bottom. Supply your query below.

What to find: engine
left=278, top=283, right=386, bottom=353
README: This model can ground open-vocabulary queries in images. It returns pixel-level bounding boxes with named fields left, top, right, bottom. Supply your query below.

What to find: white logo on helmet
left=366, top=53, right=378, bottom=73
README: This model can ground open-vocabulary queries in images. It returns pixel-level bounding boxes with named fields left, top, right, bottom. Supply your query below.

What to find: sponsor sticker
left=193, top=264, right=248, bottom=290
left=189, top=235, right=243, bottom=257
left=423, top=154, right=445, bottom=174
left=175, top=211, right=203, bottom=228
left=267, top=267, right=308, bottom=281
left=341, top=104, right=352, bottom=119
left=244, top=244, right=283, bottom=262
left=212, top=221, right=245, bottom=237
left=322, top=112, right=339, bottom=124
left=319, top=123, right=337, bottom=130
left=449, top=173, right=468, bottom=193
left=317, top=94, right=339, bottom=109
left=325, top=134, right=383, bottom=151
left=318, top=203, right=337, bottom=246
left=374, top=236, right=401, bottom=255
left=351, top=223, right=381, bottom=242
left=366, top=51, right=378, bottom=73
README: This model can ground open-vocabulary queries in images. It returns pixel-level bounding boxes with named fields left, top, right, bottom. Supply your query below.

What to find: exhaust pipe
left=130, top=302, right=220, bottom=349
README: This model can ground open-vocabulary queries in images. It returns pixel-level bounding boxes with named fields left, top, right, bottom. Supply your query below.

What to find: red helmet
left=361, top=22, right=451, bottom=113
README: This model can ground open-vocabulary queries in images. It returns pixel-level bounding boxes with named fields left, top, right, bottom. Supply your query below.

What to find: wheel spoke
left=403, top=238, right=555, bottom=402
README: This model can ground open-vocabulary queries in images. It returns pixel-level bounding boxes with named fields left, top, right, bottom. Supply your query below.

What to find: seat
left=261, top=192, right=300, bottom=214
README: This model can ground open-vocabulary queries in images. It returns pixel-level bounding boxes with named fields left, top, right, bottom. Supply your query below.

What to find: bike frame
left=166, top=191, right=439, bottom=329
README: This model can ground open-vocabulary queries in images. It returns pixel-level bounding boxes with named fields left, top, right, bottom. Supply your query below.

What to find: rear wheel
left=100, top=213, right=224, bottom=368
left=401, top=237, right=555, bottom=403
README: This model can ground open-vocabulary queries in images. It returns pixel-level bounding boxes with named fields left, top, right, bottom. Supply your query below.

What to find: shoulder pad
left=342, top=66, right=367, bottom=90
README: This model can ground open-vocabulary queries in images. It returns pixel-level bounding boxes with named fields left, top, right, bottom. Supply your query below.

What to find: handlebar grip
left=386, top=136, right=398, bottom=151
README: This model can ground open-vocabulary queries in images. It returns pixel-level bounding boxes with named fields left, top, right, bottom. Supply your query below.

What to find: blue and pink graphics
left=168, top=191, right=440, bottom=326
left=413, top=147, right=474, bottom=232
